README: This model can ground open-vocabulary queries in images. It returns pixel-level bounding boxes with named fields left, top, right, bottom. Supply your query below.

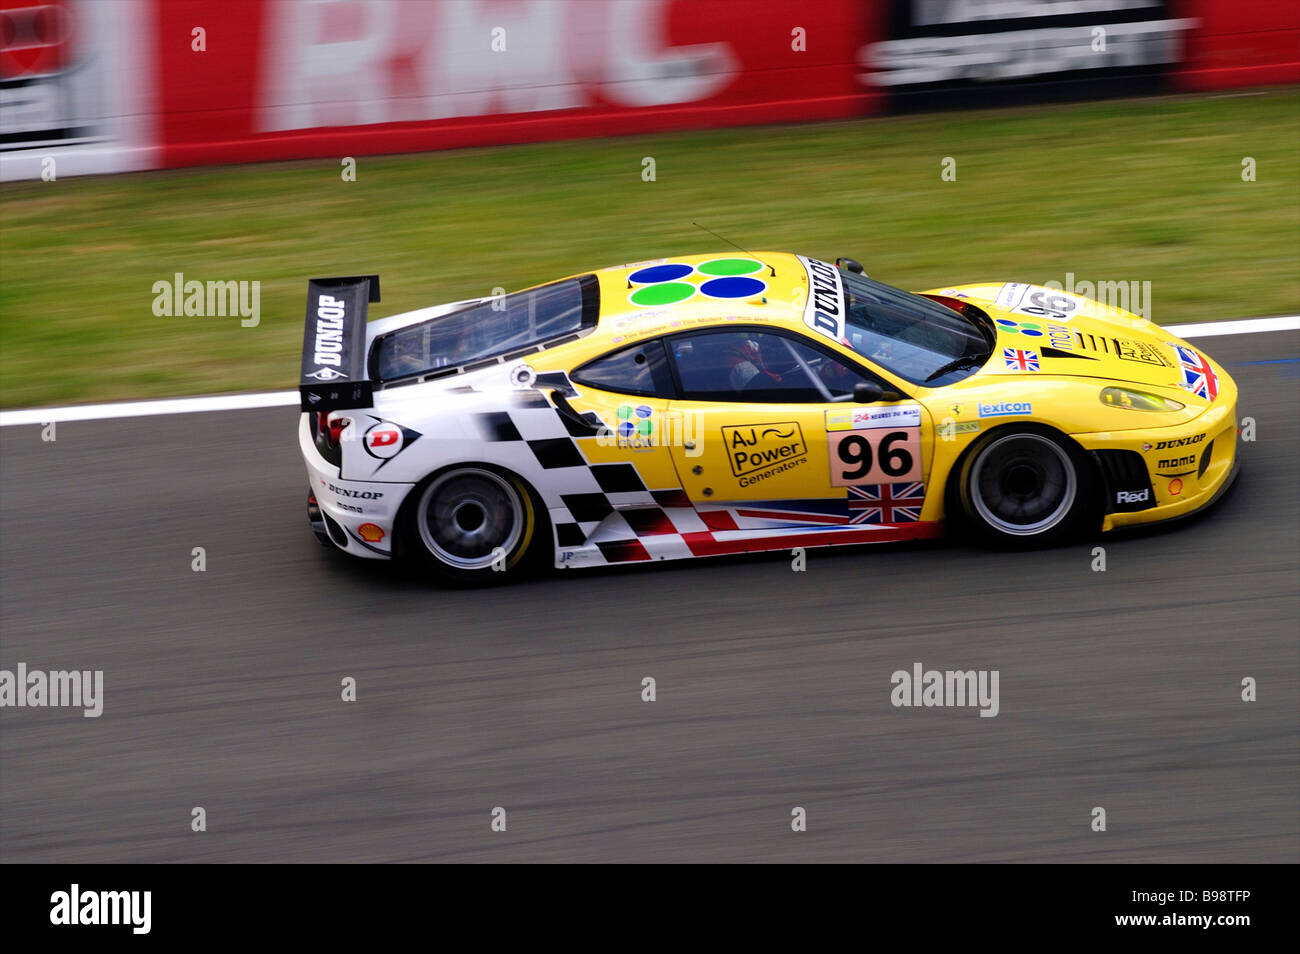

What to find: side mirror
left=853, top=381, right=883, bottom=403
left=853, top=381, right=901, bottom=403
left=836, top=257, right=865, bottom=275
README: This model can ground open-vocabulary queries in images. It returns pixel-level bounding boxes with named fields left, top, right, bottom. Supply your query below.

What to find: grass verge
left=1, top=88, right=1296, bottom=408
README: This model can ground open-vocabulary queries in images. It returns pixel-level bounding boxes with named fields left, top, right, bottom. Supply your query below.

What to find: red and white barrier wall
left=1173, top=0, right=1300, bottom=90
left=1, top=0, right=1295, bottom=181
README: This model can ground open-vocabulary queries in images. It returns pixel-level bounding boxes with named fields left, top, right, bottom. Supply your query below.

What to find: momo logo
left=1157, top=455, right=1196, bottom=474
left=995, top=318, right=1074, bottom=350
left=723, top=422, right=807, bottom=478
left=305, top=366, right=347, bottom=382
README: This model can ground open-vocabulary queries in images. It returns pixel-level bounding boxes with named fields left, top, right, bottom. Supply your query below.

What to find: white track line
left=0, top=390, right=299, bottom=426
left=2, top=316, right=1296, bottom=427
left=1164, top=315, right=1299, bottom=338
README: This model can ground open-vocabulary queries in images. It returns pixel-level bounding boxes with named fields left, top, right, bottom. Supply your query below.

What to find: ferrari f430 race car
left=298, top=253, right=1238, bottom=582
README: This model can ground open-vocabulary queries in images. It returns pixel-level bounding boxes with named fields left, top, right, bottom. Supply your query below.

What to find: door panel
left=668, top=402, right=832, bottom=506
left=668, top=398, right=936, bottom=530
left=826, top=405, right=925, bottom=486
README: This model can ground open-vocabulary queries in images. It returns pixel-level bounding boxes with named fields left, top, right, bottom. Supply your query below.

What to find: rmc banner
left=1, top=0, right=1296, bottom=181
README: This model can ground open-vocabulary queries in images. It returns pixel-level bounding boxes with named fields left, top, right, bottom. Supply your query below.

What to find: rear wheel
left=957, top=427, right=1096, bottom=547
left=404, top=467, right=539, bottom=585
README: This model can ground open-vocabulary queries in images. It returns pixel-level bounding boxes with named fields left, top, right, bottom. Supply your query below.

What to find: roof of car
left=589, top=251, right=809, bottom=345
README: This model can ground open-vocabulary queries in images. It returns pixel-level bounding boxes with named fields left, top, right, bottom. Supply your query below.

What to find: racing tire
left=954, top=426, right=1098, bottom=548
left=401, top=466, right=543, bottom=586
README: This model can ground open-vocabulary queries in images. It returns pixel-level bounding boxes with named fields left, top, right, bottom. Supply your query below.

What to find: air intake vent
left=1198, top=440, right=1214, bottom=478
left=1093, top=449, right=1147, bottom=485
left=324, top=514, right=348, bottom=548
left=1092, top=449, right=1156, bottom=513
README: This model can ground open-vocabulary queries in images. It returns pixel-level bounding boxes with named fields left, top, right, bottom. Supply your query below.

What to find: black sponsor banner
left=9, top=865, right=1283, bottom=940
left=867, top=0, right=1195, bottom=111
left=298, top=275, right=380, bottom=412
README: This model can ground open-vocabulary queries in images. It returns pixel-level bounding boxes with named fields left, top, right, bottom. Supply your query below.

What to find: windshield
left=839, top=272, right=991, bottom=386
left=372, top=275, right=598, bottom=383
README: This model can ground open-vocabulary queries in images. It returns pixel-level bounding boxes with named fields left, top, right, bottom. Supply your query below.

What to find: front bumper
left=1073, top=396, right=1239, bottom=532
left=298, top=413, right=412, bottom=559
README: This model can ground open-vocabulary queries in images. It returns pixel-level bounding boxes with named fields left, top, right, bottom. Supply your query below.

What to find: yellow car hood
left=924, top=281, right=1210, bottom=401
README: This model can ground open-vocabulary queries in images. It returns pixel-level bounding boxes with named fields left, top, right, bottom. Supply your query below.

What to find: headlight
left=1099, top=386, right=1185, bottom=412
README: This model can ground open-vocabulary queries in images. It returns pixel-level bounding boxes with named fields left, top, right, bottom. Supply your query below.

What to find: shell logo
left=358, top=523, right=384, bottom=543
left=1168, top=478, right=1183, bottom=496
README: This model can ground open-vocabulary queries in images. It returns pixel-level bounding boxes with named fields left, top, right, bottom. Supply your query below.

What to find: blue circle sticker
left=700, top=276, right=767, bottom=299
left=629, top=263, right=694, bottom=284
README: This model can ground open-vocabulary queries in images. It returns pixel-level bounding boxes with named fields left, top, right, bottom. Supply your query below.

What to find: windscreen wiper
left=923, top=352, right=986, bottom=384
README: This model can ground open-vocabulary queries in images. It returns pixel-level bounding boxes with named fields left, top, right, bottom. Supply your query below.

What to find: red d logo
left=363, top=422, right=403, bottom=459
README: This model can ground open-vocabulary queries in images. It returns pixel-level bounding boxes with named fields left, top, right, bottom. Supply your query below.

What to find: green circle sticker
left=628, top=282, right=695, bottom=306
left=697, top=257, right=763, bottom=277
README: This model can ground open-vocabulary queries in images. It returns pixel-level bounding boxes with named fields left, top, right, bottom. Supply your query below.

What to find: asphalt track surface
left=1, top=329, right=1296, bottom=863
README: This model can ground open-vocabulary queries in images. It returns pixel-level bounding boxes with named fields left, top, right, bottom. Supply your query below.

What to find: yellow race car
left=298, top=253, right=1239, bottom=582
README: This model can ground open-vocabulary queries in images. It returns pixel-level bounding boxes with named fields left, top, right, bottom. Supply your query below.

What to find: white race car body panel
left=303, top=357, right=636, bottom=566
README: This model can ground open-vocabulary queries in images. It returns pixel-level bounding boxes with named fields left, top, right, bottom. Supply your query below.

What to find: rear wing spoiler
left=299, top=275, right=381, bottom=412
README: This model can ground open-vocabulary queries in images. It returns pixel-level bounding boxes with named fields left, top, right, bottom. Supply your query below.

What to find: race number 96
left=829, top=428, right=922, bottom=486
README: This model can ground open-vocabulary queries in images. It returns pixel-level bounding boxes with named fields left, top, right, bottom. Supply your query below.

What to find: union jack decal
left=847, top=482, right=925, bottom=524
left=1175, top=345, right=1219, bottom=401
left=1003, top=348, right=1040, bottom=372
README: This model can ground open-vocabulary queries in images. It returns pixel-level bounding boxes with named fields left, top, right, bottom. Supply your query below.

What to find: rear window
left=372, top=275, right=599, bottom=383
left=572, top=340, right=675, bottom=398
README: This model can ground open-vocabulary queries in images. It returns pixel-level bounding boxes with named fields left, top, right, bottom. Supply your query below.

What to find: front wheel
left=956, top=427, right=1097, bottom=547
left=404, top=467, right=540, bottom=585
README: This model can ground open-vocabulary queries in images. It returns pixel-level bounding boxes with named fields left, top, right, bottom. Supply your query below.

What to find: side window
left=572, top=339, right=675, bottom=398
left=781, top=337, right=878, bottom=400
left=668, top=330, right=879, bottom=403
